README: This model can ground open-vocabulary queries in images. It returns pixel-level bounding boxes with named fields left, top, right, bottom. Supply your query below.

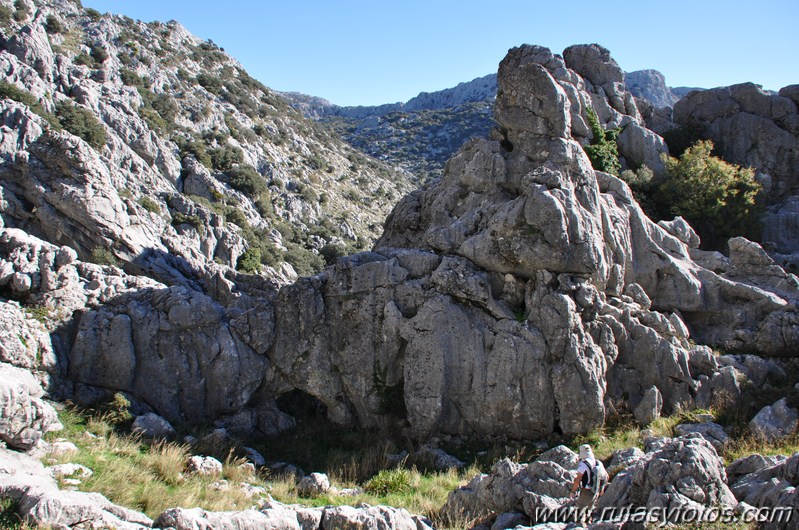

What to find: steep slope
left=286, top=75, right=497, bottom=181
left=0, top=0, right=412, bottom=286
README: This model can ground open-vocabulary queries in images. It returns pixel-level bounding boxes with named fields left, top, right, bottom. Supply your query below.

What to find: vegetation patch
left=583, top=106, right=621, bottom=175
left=138, top=196, right=161, bottom=214
left=656, top=140, right=762, bottom=249
left=0, top=81, right=60, bottom=130
left=55, top=101, right=107, bottom=149
left=90, top=246, right=118, bottom=266
left=38, top=404, right=473, bottom=528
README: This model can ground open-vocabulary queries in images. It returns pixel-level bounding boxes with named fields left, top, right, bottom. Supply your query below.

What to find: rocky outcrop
left=749, top=398, right=799, bottom=441
left=2, top=0, right=798, bottom=447
left=0, top=362, right=59, bottom=450
left=598, top=434, right=737, bottom=520
left=728, top=452, right=799, bottom=530
left=624, top=69, right=678, bottom=109
left=0, top=446, right=152, bottom=529
left=668, top=82, right=799, bottom=264
left=442, top=435, right=738, bottom=527
left=674, top=83, right=799, bottom=202
left=440, top=449, right=577, bottom=522
left=0, top=0, right=411, bottom=293
left=153, top=501, right=434, bottom=530
left=4, top=41, right=798, bottom=444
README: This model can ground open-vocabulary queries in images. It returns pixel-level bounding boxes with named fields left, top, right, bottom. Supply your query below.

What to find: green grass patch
left=40, top=404, right=476, bottom=526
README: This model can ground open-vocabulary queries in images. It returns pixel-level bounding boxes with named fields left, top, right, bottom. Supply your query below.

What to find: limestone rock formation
left=153, top=501, right=434, bottom=530
left=597, top=434, right=737, bottom=520
left=0, top=0, right=411, bottom=292
left=728, top=452, right=799, bottom=530
left=749, top=398, right=799, bottom=441
left=672, top=82, right=799, bottom=263
left=624, top=69, right=679, bottom=109
left=0, top=362, right=59, bottom=450
left=674, top=83, right=799, bottom=202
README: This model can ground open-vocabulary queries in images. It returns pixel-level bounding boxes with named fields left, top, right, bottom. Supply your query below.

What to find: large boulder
left=597, top=435, right=737, bottom=521
left=727, top=452, right=799, bottom=530
left=440, top=450, right=578, bottom=522
left=0, top=362, right=59, bottom=450
left=749, top=399, right=799, bottom=441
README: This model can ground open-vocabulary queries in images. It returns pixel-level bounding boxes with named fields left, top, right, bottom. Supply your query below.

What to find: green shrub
left=656, top=140, right=762, bottom=249
left=138, top=196, right=160, bottom=214
left=237, top=247, right=261, bottom=273
left=225, top=207, right=248, bottom=229
left=0, top=5, right=12, bottom=23
left=227, top=164, right=266, bottom=196
left=90, top=246, right=118, bottom=266
left=619, top=165, right=655, bottom=209
left=175, top=137, right=212, bottom=168
left=320, top=243, right=347, bottom=266
left=56, top=101, right=107, bottom=149
left=74, top=52, right=92, bottom=66
left=90, top=45, right=108, bottom=65
left=284, top=243, right=325, bottom=276
left=45, top=14, right=64, bottom=33
left=84, top=7, right=101, bottom=21
left=196, top=73, right=223, bottom=95
left=364, top=468, right=411, bottom=496
left=0, top=81, right=60, bottom=129
left=101, top=393, right=133, bottom=427
left=583, top=106, right=621, bottom=176
left=151, top=94, right=178, bottom=126
left=209, top=145, right=243, bottom=171
left=13, top=0, right=28, bottom=22
left=171, top=212, right=204, bottom=232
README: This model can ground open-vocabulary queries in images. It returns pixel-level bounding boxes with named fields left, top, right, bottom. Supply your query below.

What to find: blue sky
left=82, top=0, right=799, bottom=107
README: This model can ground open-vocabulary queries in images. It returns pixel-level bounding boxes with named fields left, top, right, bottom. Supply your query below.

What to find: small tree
left=584, top=106, right=621, bottom=176
left=237, top=248, right=261, bottom=274
left=657, top=140, right=761, bottom=249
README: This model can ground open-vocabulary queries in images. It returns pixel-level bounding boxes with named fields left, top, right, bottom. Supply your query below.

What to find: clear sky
left=81, top=0, right=799, bottom=107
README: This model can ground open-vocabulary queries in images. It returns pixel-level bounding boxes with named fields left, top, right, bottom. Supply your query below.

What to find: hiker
left=570, top=443, right=607, bottom=523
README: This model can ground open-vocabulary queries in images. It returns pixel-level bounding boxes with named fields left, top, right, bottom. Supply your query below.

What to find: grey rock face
left=297, top=472, right=331, bottom=497
left=0, top=299, right=56, bottom=376
left=727, top=452, right=799, bottom=530
left=633, top=386, right=662, bottom=425
left=440, top=452, right=577, bottom=521
left=322, top=504, right=433, bottom=530
left=673, top=422, right=730, bottom=452
left=674, top=82, right=799, bottom=202
left=0, top=362, right=59, bottom=450
left=598, top=435, right=737, bottom=518
left=187, top=455, right=223, bottom=476
left=624, top=70, right=679, bottom=109
left=749, top=398, right=799, bottom=441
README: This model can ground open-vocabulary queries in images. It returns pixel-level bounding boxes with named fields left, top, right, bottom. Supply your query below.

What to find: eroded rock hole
left=277, top=389, right=327, bottom=422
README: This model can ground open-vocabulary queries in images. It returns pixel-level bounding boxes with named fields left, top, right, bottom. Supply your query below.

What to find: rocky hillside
left=286, top=75, right=497, bottom=182
left=293, top=68, right=698, bottom=183
left=2, top=0, right=799, bottom=527
left=0, top=0, right=412, bottom=285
